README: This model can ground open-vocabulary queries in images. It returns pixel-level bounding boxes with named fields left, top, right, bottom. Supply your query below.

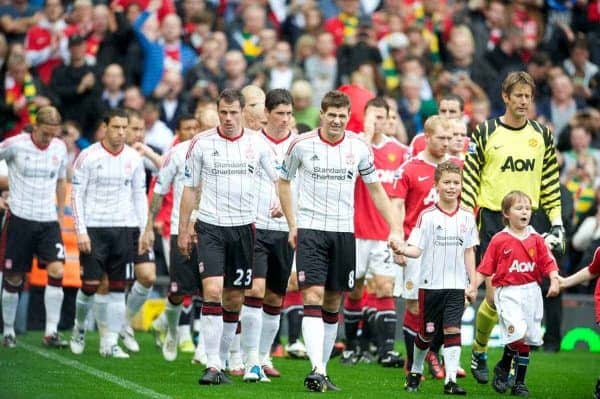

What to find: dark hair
left=103, top=108, right=129, bottom=125
left=364, top=97, right=389, bottom=115
left=217, top=88, right=245, bottom=109
left=502, top=71, right=536, bottom=97
left=296, top=123, right=312, bottom=134
left=439, top=93, right=465, bottom=112
left=434, top=160, right=461, bottom=183
left=530, top=51, right=551, bottom=67
left=320, top=90, right=350, bottom=113
left=125, top=108, right=143, bottom=121
left=175, top=113, right=198, bottom=131
left=265, top=89, right=293, bottom=112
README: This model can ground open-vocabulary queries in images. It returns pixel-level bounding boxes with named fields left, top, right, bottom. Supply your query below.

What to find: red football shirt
left=477, top=227, right=558, bottom=287
left=354, top=136, right=408, bottom=240
left=337, top=84, right=375, bottom=134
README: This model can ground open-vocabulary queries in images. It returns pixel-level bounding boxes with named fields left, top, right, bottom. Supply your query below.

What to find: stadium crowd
left=0, top=0, right=599, bottom=395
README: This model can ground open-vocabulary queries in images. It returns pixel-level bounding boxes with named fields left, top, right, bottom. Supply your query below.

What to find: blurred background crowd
left=0, top=0, right=599, bottom=333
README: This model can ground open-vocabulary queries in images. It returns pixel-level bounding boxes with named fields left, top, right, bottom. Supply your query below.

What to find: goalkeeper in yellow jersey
left=461, top=71, right=563, bottom=384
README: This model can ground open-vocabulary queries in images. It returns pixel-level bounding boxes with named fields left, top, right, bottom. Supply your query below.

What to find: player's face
left=34, top=122, right=61, bottom=147
left=451, top=120, right=467, bottom=154
left=426, top=125, right=452, bottom=158
left=504, top=198, right=532, bottom=231
left=127, top=116, right=145, bottom=145
left=438, top=99, right=461, bottom=119
left=266, top=103, right=293, bottom=135
left=364, top=105, right=388, bottom=135
left=321, top=106, right=349, bottom=139
left=218, top=100, right=243, bottom=136
left=503, top=83, right=533, bottom=120
left=104, top=116, right=128, bottom=151
left=436, top=171, right=462, bottom=202
left=177, top=119, right=200, bottom=141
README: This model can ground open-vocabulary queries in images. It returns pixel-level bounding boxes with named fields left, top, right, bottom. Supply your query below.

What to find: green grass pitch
left=1, top=332, right=597, bottom=399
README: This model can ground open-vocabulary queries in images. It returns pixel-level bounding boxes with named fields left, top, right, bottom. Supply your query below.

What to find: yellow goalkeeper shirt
left=461, top=118, right=562, bottom=223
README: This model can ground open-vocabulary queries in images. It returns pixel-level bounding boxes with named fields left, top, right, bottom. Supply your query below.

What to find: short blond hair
left=424, top=115, right=450, bottom=136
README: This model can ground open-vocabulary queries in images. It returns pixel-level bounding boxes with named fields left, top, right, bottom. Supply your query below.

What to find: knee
left=322, top=291, right=342, bottom=313
left=96, top=277, right=109, bottom=295
left=263, top=290, right=283, bottom=308
left=136, top=264, right=156, bottom=287
left=406, top=299, right=419, bottom=315
left=375, top=279, right=394, bottom=298
left=3, top=273, right=24, bottom=292
left=245, top=279, right=265, bottom=299
left=81, top=281, right=100, bottom=295
left=46, top=262, right=64, bottom=280
left=302, top=288, right=323, bottom=306
left=202, top=282, right=222, bottom=303
left=348, top=283, right=364, bottom=301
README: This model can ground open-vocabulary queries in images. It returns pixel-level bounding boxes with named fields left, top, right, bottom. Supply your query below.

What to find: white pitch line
left=20, top=342, right=172, bottom=399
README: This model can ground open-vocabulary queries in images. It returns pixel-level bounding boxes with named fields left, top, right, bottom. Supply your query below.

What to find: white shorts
left=355, top=239, right=396, bottom=280
left=392, top=256, right=420, bottom=300
left=495, top=282, right=544, bottom=346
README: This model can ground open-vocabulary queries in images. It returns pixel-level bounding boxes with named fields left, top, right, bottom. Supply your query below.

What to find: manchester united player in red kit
left=342, top=97, right=408, bottom=366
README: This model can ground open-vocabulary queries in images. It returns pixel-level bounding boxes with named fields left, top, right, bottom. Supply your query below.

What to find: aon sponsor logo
left=508, top=260, right=535, bottom=273
left=501, top=157, right=535, bottom=172
left=376, top=169, right=396, bottom=184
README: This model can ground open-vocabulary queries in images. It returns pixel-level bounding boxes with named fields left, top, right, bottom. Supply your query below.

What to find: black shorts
left=128, top=227, right=156, bottom=265
left=254, top=229, right=294, bottom=296
left=477, top=208, right=549, bottom=263
left=80, top=227, right=135, bottom=283
left=195, top=220, right=255, bottom=289
left=296, top=228, right=356, bottom=292
left=418, top=288, right=465, bottom=340
left=0, top=212, right=64, bottom=273
left=169, top=235, right=201, bottom=296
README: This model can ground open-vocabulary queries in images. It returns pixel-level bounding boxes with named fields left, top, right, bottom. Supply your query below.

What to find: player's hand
left=288, top=227, right=298, bottom=250
left=77, top=233, right=91, bottom=254
left=178, top=231, right=192, bottom=256
left=547, top=277, right=560, bottom=298
left=269, top=200, right=283, bottom=218
left=0, top=197, right=9, bottom=210
left=556, top=275, right=566, bottom=290
left=548, top=225, right=566, bottom=255
left=465, top=286, right=477, bottom=304
left=140, top=228, right=154, bottom=254
left=393, top=253, right=407, bottom=266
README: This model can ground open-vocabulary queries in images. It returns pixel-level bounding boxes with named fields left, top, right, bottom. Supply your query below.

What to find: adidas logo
left=311, top=154, right=319, bottom=161
left=212, top=150, right=220, bottom=156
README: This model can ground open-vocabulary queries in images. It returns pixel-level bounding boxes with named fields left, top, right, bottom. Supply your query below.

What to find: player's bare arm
left=464, top=246, right=477, bottom=303
left=56, top=178, right=66, bottom=223
left=178, top=186, right=199, bottom=256
left=278, top=178, right=296, bottom=249
left=547, top=270, right=560, bottom=298
left=365, top=181, right=402, bottom=251
left=132, top=142, right=164, bottom=169
left=140, top=192, right=164, bottom=253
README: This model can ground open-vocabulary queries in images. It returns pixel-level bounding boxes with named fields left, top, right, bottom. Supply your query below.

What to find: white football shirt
left=154, top=140, right=190, bottom=235
left=255, top=130, right=296, bottom=231
left=280, top=129, right=377, bottom=233
left=72, top=142, right=147, bottom=235
left=407, top=205, right=479, bottom=289
left=0, top=134, right=67, bottom=222
left=184, top=127, right=277, bottom=227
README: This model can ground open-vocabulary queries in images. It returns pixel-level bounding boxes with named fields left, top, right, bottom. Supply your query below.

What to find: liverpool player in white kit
left=178, top=89, right=278, bottom=385
left=70, top=109, right=148, bottom=358
left=0, top=106, right=68, bottom=348
left=342, top=97, right=408, bottom=367
left=395, top=161, right=478, bottom=395
left=279, top=90, right=402, bottom=392
left=239, top=89, right=296, bottom=382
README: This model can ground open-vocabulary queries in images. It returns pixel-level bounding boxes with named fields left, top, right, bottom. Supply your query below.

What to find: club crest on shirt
left=345, top=153, right=355, bottom=166
left=405, top=280, right=414, bottom=290
left=4, top=259, right=12, bottom=270
left=170, top=282, right=178, bottom=293
left=245, top=146, right=255, bottom=160
left=52, top=155, right=59, bottom=165
left=529, top=248, right=535, bottom=258
left=298, top=271, right=305, bottom=283
left=124, top=161, right=132, bottom=174
left=460, top=223, right=466, bottom=234
left=426, top=322, right=435, bottom=333
left=198, top=262, right=204, bottom=273
left=508, top=325, right=515, bottom=334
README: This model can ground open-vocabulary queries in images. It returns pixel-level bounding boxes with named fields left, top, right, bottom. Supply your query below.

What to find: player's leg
left=297, top=229, right=330, bottom=392
left=1, top=213, right=36, bottom=347
left=259, top=231, right=293, bottom=377
left=441, top=289, right=467, bottom=395
left=177, top=295, right=195, bottom=353
left=94, top=276, right=110, bottom=353
left=406, top=289, right=438, bottom=392
left=402, top=256, right=421, bottom=372
left=283, top=271, right=306, bottom=358
left=472, top=209, right=503, bottom=383
left=370, top=243, right=403, bottom=368
left=195, top=221, right=229, bottom=385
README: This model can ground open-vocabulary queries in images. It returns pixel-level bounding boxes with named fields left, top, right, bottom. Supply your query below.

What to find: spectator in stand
left=100, top=63, right=125, bottom=112
left=281, top=1, right=322, bottom=46
left=154, top=69, right=189, bottom=131
left=83, top=4, right=131, bottom=72
left=572, top=189, right=600, bottom=268
left=0, top=51, right=52, bottom=139
left=338, top=65, right=376, bottom=133
left=397, top=74, right=436, bottom=141
left=123, top=85, right=146, bottom=111
left=218, top=50, right=250, bottom=92
left=485, top=26, right=526, bottom=75
left=228, top=4, right=266, bottom=64
left=379, top=31, right=409, bottom=94
left=50, top=35, right=101, bottom=140
left=399, top=55, right=433, bottom=102
left=0, top=34, right=6, bottom=68
left=562, top=152, right=598, bottom=227
left=304, top=31, right=337, bottom=108
left=561, top=125, right=600, bottom=180
left=293, top=34, right=316, bottom=71
left=24, top=0, right=69, bottom=85
left=443, top=24, right=497, bottom=100
left=257, top=28, right=278, bottom=62
left=290, top=80, right=320, bottom=129
left=67, top=0, right=93, bottom=38
left=469, top=0, right=507, bottom=59
left=324, top=0, right=365, bottom=47
left=0, top=0, right=41, bottom=45
left=133, top=0, right=196, bottom=96
left=183, top=9, right=214, bottom=55
left=526, top=51, right=553, bottom=104
left=249, top=40, right=304, bottom=92
left=142, top=100, right=173, bottom=156
left=563, top=35, right=599, bottom=102
left=335, top=22, right=382, bottom=86
left=184, top=36, right=223, bottom=103
left=538, top=74, right=586, bottom=140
